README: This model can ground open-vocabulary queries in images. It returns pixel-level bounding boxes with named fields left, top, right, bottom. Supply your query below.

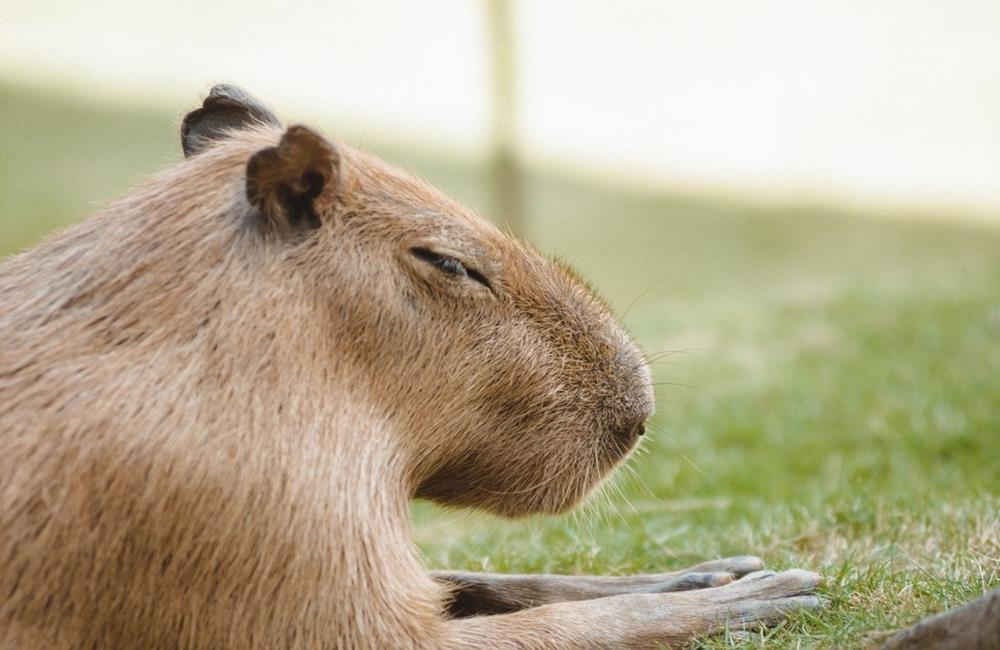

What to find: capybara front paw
left=649, top=555, right=766, bottom=592
left=685, top=555, right=765, bottom=578
left=718, top=568, right=823, bottom=602
left=649, top=571, right=737, bottom=592
left=719, top=594, right=826, bottom=629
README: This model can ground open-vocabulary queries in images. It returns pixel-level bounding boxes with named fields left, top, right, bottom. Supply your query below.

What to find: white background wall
left=2, top=0, right=999, bottom=216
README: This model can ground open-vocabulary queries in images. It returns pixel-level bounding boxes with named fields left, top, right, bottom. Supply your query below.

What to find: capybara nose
left=614, top=415, right=647, bottom=442
left=626, top=417, right=647, bottom=439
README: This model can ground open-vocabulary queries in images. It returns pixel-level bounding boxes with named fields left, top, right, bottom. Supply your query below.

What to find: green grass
left=2, top=80, right=998, bottom=648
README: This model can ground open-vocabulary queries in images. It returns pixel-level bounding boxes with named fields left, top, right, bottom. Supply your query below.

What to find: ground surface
left=2, top=81, right=997, bottom=648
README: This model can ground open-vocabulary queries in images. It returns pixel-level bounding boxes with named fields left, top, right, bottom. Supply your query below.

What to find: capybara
left=0, top=85, right=822, bottom=649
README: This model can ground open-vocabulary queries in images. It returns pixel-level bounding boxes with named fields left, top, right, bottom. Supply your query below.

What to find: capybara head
left=181, top=85, right=654, bottom=517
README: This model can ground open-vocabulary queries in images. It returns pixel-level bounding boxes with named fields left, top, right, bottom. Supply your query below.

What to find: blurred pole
left=486, top=0, right=525, bottom=235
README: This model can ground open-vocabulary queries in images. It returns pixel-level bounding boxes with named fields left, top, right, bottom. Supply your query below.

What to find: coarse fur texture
left=0, top=85, right=822, bottom=649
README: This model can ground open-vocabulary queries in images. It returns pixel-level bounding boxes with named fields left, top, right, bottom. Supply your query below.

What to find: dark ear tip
left=284, top=124, right=338, bottom=150
left=202, top=84, right=257, bottom=110
left=282, top=124, right=315, bottom=139
left=208, top=83, right=245, bottom=98
left=180, top=107, right=208, bottom=156
left=281, top=125, right=327, bottom=149
left=181, top=83, right=281, bottom=157
left=283, top=124, right=311, bottom=138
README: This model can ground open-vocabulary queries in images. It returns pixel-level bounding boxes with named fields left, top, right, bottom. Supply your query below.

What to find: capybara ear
left=182, top=84, right=281, bottom=157
left=245, top=125, right=340, bottom=235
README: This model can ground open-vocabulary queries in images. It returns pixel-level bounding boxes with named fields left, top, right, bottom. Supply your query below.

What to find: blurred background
left=2, top=2, right=997, bottom=646
left=5, top=0, right=1000, bottom=226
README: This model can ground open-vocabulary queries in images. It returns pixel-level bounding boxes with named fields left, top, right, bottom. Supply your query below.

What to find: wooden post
left=486, top=0, right=525, bottom=235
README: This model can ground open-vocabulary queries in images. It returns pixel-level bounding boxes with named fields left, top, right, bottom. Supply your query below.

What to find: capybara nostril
left=615, top=416, right=647, bottom=442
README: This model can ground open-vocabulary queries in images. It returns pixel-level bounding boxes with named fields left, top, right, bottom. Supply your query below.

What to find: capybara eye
left=410, top=247, right=492, bottom=290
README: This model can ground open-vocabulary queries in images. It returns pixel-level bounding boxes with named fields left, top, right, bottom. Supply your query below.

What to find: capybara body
left=1, top=86, right=822, bottom=649
left=0, top=88, right=651, bottom=648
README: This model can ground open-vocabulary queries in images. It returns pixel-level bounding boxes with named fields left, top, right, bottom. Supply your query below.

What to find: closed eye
left=410, top=247, right=492, bottom=291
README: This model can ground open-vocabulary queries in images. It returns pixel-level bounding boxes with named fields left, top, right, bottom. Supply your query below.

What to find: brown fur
left=0, top=87, right=820, bottom=649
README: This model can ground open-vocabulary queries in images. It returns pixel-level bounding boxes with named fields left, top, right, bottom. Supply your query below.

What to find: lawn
left=2, top=81, right=998, bottom=648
